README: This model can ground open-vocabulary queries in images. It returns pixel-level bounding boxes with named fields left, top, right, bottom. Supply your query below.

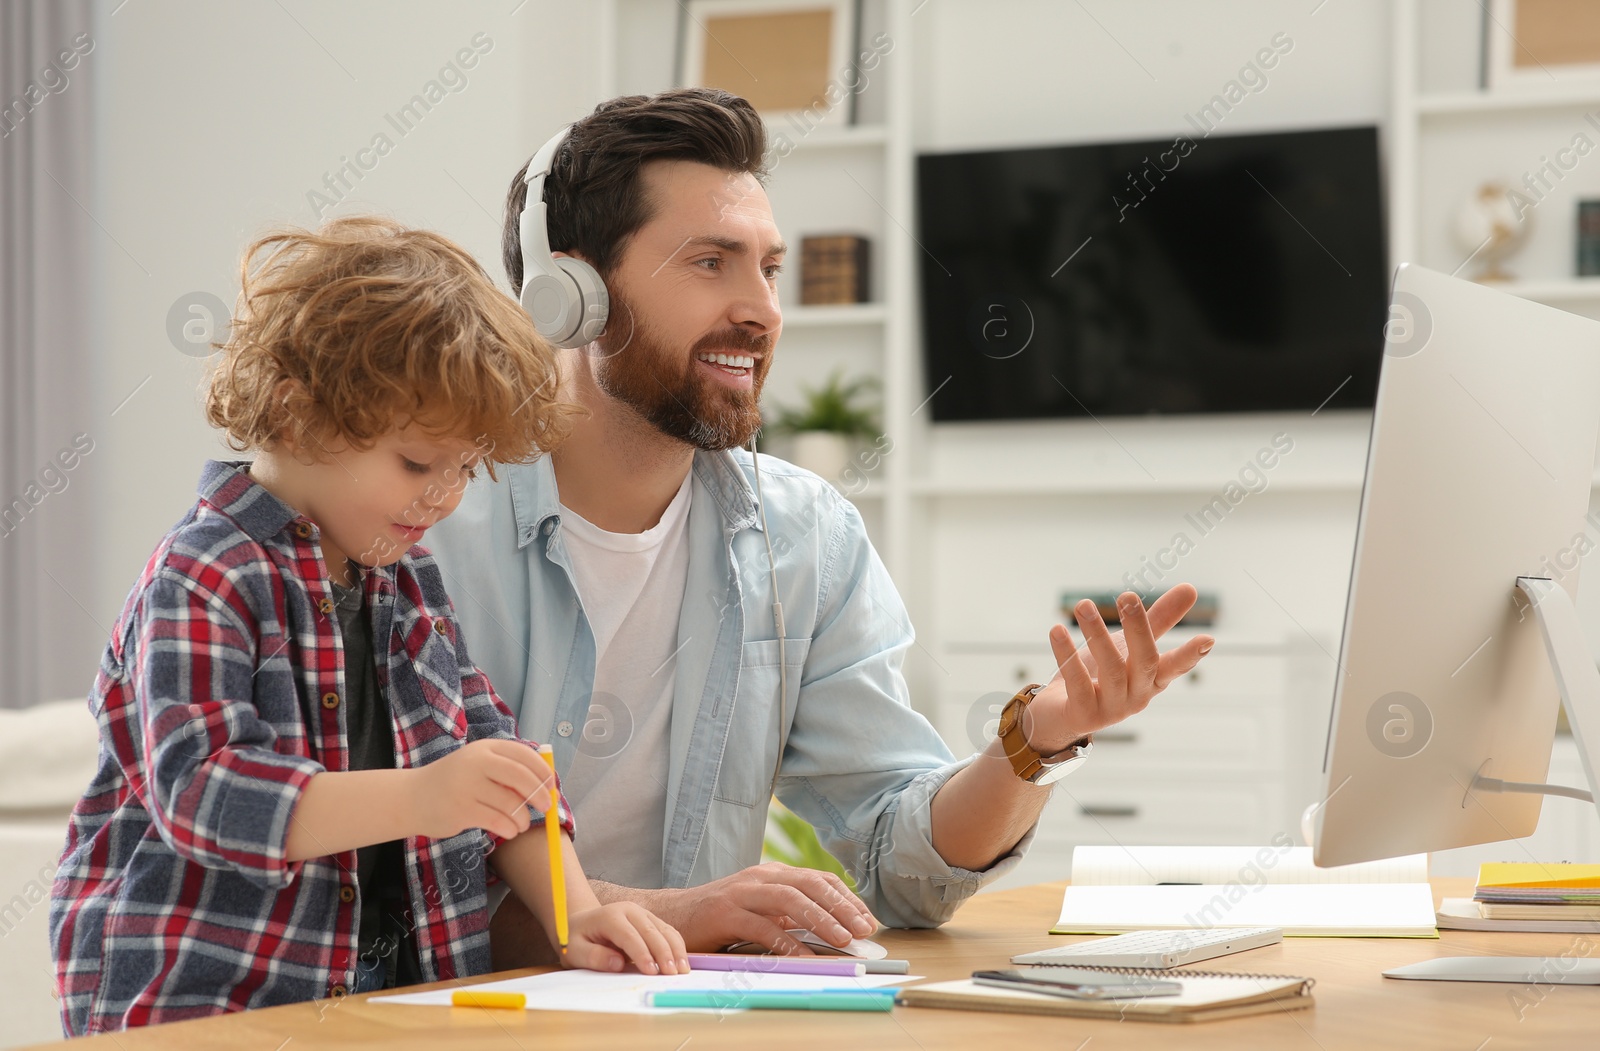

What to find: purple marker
left=686, top=954, right=866, bottom=977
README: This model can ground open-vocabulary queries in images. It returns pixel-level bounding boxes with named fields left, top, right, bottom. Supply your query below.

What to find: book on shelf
left=800, top=234, right=870, bottom=305
left=1579, top=200, right=1600, bottom=278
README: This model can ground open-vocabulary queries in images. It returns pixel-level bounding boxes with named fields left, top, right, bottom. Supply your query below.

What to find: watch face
left=1032, top=753, right=1087, bottom=785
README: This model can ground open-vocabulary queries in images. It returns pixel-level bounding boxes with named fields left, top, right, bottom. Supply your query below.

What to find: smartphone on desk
left=971, top=968, right=1183, bottom=1001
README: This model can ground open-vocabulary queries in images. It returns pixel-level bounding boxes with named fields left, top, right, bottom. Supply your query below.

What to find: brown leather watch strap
left=996, top=682, right=1091, bottom=783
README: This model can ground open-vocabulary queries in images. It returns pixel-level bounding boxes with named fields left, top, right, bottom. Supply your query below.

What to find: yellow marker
left=451, top=990, right=526, bottom=1010
left=538, top=744, right=569, bottom=955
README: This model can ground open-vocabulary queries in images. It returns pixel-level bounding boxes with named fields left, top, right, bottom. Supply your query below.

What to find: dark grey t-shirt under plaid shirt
left=327, top=564, right=410, bottom=982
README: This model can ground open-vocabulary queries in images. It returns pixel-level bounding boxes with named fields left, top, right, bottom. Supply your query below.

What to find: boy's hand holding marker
left=404, top=739, right=688, bottom=975
left=406, top=738, right=554, bottom=841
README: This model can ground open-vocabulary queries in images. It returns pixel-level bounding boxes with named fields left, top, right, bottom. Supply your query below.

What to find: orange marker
left=538, top=744, right=568, bottom=955
left=451, top=990, right=526, bottom=1009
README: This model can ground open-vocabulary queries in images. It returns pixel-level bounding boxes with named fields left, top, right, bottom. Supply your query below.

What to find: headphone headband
left=518, top=124, right=609, bottom=349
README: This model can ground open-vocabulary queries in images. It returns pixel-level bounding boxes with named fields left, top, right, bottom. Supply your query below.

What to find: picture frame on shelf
left=675, top=0, right=859, bottom=128
left=1487, top=0, right=1600, bottom=90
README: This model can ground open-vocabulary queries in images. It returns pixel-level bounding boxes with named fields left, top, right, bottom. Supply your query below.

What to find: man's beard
left=590, top=286, right=774, bottom=451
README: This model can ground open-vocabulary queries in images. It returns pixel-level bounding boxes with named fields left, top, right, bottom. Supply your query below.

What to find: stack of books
left=799, top=235, right=871, bottom=305
left=1436, top=863, right=1600, bottom=933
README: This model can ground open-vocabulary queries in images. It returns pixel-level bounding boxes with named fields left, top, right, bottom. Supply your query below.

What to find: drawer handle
left=1096, top=731, right=1137, bottom=744
left=1079, top=804, right=1139, bottom=819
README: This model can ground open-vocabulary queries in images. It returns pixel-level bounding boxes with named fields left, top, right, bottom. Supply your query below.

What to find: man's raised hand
left=1021, top=583, right=1215, bottom=756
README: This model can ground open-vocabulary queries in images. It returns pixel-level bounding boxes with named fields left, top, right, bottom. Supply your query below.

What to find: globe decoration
left=1453, top=181, right=1530, bottom=284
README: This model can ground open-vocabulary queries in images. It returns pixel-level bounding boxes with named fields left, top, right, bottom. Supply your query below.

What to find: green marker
left=647, top=989, right=897, bottom=1011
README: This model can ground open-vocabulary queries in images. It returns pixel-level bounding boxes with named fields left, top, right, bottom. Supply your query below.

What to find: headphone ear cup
left=520, top=256, right=610, bottom=350
left=555, top=256, right=610, bottom=349
left=520, top=268, right=577, bottom=345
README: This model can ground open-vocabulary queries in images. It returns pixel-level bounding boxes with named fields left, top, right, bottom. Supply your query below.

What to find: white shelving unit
left=606, top=0, right=915, bottom=572
left=1391, top=1, right=1600, bottom=316
left=779, top=301, right=889, bottom=328
left=1392, top=0, right=1600, bottom=868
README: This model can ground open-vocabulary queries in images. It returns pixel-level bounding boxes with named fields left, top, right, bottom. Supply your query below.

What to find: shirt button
left=542, top=520, right=555, bottom=536
left=321, top=692, right=340, bottom=710
left=434, top=620, right=448, bottom=636
left=556, top=721, right=574, bottom=737
left=330, top=984, right=348, bottom=998
left=295, top=522, right=313, bottom=539
left=318, top=597, right=335, bottom=615
left=338, top=884, right=355, bottom=904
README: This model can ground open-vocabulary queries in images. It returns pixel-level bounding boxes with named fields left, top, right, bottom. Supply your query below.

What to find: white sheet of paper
left=370, top=969, right=917, bottom=1015
left=1070, top=845, right=1429, bottom=886
left=1053, top=882, right=1439, bottom=937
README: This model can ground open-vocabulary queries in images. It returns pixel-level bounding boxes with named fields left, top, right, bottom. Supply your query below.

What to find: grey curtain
left=0, top=0, right=101, bottom=709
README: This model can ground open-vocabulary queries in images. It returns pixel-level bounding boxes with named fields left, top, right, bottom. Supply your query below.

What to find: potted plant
left=763, top=799, right=856, bottom=890
left=767, top=369, right=881, bottom=485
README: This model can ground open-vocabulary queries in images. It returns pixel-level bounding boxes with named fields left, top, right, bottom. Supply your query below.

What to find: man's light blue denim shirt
left=423, top=447, right=1031, bottom=927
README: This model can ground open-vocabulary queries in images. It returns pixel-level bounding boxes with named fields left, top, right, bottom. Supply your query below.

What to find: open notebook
left=1052, top=846, right=1437, bottom=937
left=898, top=967, right=1314, bottom=1024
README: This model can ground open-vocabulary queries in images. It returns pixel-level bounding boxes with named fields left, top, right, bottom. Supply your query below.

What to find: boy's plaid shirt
left=49, top=459, right=573, bottom=1036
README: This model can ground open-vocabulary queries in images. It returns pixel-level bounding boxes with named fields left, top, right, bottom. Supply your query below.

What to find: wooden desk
left=25, top=878, right=1600, bottom=1050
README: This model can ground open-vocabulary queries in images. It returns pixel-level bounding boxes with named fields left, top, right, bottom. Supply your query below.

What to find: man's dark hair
left=502, top=88, right=769, bottom=293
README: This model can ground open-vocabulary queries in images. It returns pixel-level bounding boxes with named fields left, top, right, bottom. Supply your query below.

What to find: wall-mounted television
left=915, top=125, right=1387, bottom=422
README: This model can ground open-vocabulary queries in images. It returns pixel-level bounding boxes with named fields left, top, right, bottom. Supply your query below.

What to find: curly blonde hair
left=205, top=216, right=575, bottom=480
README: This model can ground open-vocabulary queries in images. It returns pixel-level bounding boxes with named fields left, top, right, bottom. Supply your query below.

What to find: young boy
left=49, top=216, right=686, bottom=1036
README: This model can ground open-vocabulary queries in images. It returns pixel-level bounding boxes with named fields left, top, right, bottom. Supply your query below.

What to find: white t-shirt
left=554, top=472, right=692, bottom=888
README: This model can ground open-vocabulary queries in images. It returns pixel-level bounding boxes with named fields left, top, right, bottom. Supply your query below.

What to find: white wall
left=914, top=0, right=1389, bottom=151
left=90, top=0, right=607, bottom=624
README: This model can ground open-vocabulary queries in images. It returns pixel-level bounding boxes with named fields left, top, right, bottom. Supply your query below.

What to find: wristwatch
left=996, top=683, right=1093, bottom=785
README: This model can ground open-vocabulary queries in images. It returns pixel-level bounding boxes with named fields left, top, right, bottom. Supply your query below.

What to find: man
left=425, top=88, right=1213, bottom=961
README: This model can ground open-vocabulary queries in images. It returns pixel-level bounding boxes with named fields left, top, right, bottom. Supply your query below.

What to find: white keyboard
left=1011, top=926, right=1284, bottom=969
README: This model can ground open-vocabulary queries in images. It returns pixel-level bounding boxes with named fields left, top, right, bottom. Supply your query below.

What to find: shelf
left=781, top=302, right=887, bottom=327
left=908, top=471, right=1600, bottom=496
left=765, top=121, right=887, bottom=150
left=907, top=476, right=1368, bottom=497
left=945, top=636, right=1285, bottom=654
left=1499, top=278, right=1600, bottom=302
left=1416, top=86, right=1600, bottom=115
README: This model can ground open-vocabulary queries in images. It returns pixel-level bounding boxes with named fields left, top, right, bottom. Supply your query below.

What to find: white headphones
left=519, top=124, right=610, bottom=348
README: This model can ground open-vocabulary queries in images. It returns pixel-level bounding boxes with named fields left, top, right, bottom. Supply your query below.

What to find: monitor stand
left=1394, top=576, right=1600, bottom=984
left=1476, top=577, right=1600, bottom=826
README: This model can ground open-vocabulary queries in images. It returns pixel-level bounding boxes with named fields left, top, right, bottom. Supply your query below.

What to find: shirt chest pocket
left=712, top=637, right=810, bottom=809
left=397, top=613, right=469, bottom=742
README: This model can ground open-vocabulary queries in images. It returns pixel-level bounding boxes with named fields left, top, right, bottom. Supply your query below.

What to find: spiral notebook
left=897, top=966, right=1314, bottom=1024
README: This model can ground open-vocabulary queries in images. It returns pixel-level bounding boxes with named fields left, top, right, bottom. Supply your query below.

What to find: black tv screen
left=915, top=125, right=1387, bottom=421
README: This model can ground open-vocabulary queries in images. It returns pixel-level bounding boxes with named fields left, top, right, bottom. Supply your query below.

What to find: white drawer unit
left=984, top=777, right=1280, bottom=894
left=1085, top=703, right=1287, bottom=774
left=932, top=634, right=1330, bottom=894
left=932, top=695, right=1286, bottom=775
left=1048, top=777, right=1276, bottom=843
left=936, top=647, right=1291, bottom=702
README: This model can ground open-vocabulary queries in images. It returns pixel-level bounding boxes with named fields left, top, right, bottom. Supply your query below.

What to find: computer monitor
left=1313, top=263, right=1600, bottom=874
